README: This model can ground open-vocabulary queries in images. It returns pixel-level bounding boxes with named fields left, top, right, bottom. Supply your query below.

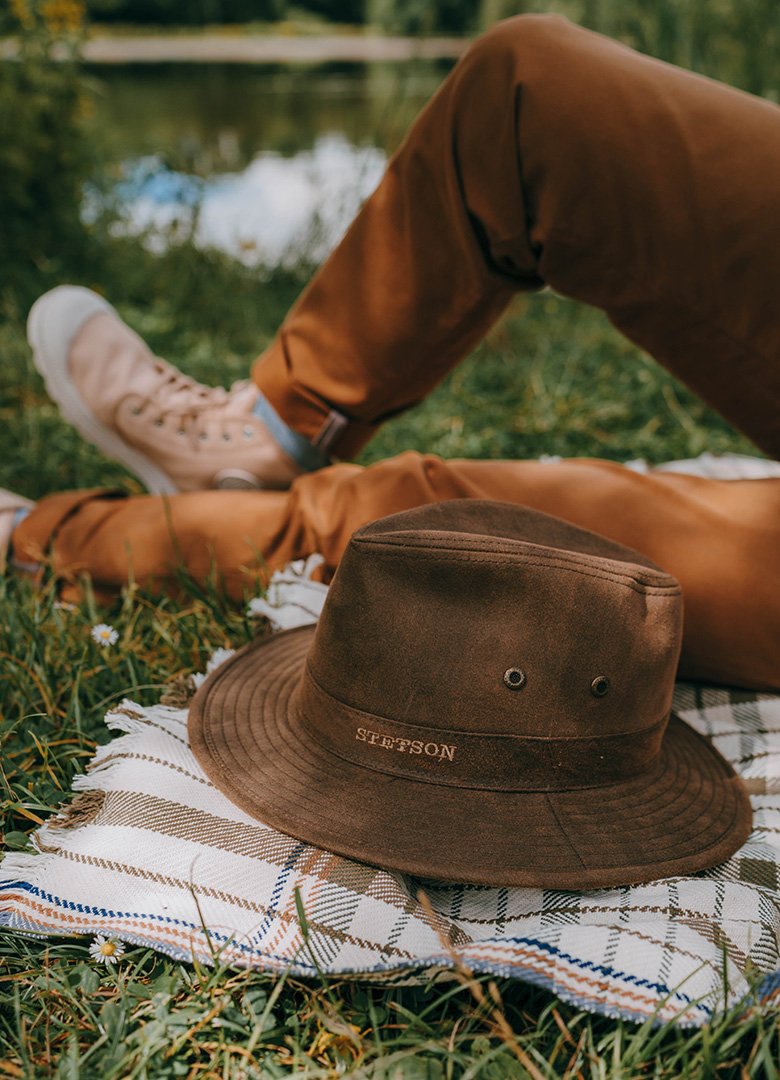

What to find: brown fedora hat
left=189, top=501, right=752, bottom=889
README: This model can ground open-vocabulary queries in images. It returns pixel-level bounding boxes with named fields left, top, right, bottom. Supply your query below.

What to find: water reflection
left=114, top=135, right=386, bottom=264
left=92, top=61, right=449, bottom=263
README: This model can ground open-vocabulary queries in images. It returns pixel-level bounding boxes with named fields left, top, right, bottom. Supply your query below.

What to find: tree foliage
left=86, top=0, right=286, bottom=24
left=0, top=0, right=95, bottom=306
left=81, top=0, right=482, bottom=32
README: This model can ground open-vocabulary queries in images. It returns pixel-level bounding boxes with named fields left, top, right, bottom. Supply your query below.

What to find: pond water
left=89, top=61, right=453, bottom=264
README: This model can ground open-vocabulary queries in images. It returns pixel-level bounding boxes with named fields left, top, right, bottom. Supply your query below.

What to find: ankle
left=251, top=391, right=332, bottom=474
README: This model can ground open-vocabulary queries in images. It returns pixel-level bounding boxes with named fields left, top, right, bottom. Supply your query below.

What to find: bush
left=85, top=0, right=286, bottom=25
left=365, top=0, right=479, bottom=33
left=0, top=0, right=95, bottom=311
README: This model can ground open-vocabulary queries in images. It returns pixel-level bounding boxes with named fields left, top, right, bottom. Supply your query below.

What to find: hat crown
left=306, top=501, right=682, bottom=744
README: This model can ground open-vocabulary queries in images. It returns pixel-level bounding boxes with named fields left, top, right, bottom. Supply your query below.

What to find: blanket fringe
left=72, top=738, right=130, bottom=783
left=105, top=701, right=149, bottom=734
left=45, top=790, right=105, bottom=830
left=1, top=691, right=202, bottom=886
left=3, top=722, right=146, bottom=867
left=3, top=691, right=195, bottom=869
left=0, top=851, right=45, bottom=884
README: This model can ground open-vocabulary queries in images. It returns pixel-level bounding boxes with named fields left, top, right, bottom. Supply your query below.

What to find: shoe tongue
left=226, top=379, right=259, bottom=414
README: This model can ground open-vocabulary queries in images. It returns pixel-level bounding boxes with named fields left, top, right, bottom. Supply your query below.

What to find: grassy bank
left=0, top=241, right=768, bottom=1076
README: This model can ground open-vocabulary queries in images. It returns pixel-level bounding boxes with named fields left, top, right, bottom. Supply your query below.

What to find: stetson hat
left=189, top=501, right=752, bottom=889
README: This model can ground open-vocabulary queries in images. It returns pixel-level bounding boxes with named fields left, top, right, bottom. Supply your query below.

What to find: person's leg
left=253, top=14, right=780, bottom=462
left=31, top=16, right=780, bottom=488
left=10, top=453, right=780, bottom=691
left=27, top=287, right=301, bottom=494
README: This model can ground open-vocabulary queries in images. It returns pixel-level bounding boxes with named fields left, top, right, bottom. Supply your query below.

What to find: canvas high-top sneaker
left=27, top=286, right=303, bottom=494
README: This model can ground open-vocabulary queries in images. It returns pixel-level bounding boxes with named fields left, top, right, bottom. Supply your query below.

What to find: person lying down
left=3, top=447, right=780, bottom=693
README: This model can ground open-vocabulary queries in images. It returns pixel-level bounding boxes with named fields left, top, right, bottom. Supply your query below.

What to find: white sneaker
left=28, top=286, right=302, bottom=493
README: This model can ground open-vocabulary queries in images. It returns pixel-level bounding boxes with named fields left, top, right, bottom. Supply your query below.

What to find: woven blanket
left=2, top=453, right=780, bottom=1028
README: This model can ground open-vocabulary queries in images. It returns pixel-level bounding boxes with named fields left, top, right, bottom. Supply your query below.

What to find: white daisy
left=88, top=934, right=125, bottom=965
left=91, top=623, right=118, bottom=648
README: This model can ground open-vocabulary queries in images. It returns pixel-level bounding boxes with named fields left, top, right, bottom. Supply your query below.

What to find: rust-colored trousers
left=13, top=454, right=780, bottom=691
left=13, top=16, right=780, bottom=691
left=253, top=15, right=780, bottom=459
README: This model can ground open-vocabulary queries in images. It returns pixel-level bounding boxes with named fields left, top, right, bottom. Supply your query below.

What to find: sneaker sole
left=27, top=286, right=180, bottom=495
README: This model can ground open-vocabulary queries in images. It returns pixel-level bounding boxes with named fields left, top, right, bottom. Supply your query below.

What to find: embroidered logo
left=355, top=726, right=457, bottom=762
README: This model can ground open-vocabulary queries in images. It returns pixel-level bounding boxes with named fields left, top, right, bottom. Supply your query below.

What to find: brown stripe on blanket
left=86, top=751, right=214, bottom=787
left=36, top=847, right=419, bottom=962
left=97, top=791, right=309, bottom=863
left=741, top=779, right=780, bottom=795
left=676, top=917, right=751, bottom=971
left=91, top=791, right=475, bottom=941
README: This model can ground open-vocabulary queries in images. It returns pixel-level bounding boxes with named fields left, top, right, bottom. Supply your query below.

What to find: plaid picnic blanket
left=2, top=453, right=780, bottom=1028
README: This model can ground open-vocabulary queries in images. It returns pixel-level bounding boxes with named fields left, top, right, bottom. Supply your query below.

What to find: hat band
left=295, top=667, right=667, bottom=792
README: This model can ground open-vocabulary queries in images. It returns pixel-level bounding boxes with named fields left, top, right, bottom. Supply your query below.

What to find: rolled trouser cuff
left=251, top=338, right=382, bottom=462
left=12, top=488, right=127, bottom=580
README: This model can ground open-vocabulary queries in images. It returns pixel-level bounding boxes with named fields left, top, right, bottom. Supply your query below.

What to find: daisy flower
left=88, top=934, right=125, bottom=965
left=91, top=623, right=118, bottom=648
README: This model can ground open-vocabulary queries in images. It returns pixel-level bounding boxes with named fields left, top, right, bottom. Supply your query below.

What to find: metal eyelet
left=198, top=432, right=209, bottom=442
left=153, top=418, right=163, bottom=427
left=223, top=433, right=232, bottom=442
left=243, top=426, right=254, bottom=439
left=503, top=668, right=526, bottom=691
left=591, top=676, right=611, bottom=698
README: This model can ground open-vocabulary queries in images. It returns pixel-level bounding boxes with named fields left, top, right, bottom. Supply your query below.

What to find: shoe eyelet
left=177, top=429, right=186, bottom=437
left=130, top=405, right=142, bottom=416
left=153, top=418, right=163, bottom=428
left=223, top=433, right=232, bottom=442
left=243, top=426, right=254, bottom=439
left=198, top=432, right=209, bottom=442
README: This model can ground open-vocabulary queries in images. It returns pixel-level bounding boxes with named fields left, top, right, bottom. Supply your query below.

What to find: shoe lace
left=135, top=360, right=256, bottom=439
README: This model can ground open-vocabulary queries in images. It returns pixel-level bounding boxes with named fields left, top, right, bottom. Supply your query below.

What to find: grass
left=0, top=237, right=772, bottom=1075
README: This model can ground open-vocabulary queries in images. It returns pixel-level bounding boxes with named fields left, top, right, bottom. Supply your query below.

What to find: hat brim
left=188, top=628, right=752, bottom=889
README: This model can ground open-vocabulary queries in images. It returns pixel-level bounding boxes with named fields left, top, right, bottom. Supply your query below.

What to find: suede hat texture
left=189, top=500, right=752, bottom=889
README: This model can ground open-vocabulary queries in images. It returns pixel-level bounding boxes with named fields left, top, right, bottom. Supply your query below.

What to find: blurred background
left=3, top=0, right=779, bottom=291
left=0, top=0, right=777, bottom=493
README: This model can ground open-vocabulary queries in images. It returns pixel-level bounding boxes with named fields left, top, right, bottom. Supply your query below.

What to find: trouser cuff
left=12, top=488, right=127, bottom=580
left=252, top=337, right=382, bottom=461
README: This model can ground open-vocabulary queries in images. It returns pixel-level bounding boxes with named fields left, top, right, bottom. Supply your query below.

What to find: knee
left=462, top=13, right=573, bottom=72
